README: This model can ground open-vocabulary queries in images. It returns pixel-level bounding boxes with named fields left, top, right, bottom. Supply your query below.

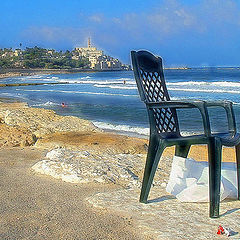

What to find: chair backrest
left=131, top=50, right=180, bottom=136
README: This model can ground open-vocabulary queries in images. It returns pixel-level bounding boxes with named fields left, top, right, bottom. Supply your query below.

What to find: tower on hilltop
left=88, top=37, right=91, bottom=48
left=74, top=37, right=123, bottom=70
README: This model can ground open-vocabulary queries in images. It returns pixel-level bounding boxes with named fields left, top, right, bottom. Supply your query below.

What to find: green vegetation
left=0, top=46, right=90, bottom=69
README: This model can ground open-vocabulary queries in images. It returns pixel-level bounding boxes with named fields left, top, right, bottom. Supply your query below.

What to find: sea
left=1, top=68, right=240, bottom=138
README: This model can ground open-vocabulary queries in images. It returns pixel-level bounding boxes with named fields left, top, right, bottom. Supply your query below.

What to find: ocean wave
left=24, top=75, right=46, bottom=79
left=94, top=84, right=137, bottom=90
left=57, top=77, right=136, bottom=85
left=116, top=77, right=133, bottom=81
left=58, top=79, right=121, bottom=84
left=18, top=75, right=62, bottom=82
left=211, top=81, right=240, bottom=87
left=167, top=81, right=208, bottom=86
left=92, top=121, right=200, bottom=137
left=92, top=121, right=150, bottom=136
left=16, top=89, right=138, bottom=97
left=168, top=87, right=240, bottom=94
left=167, top=81, right=240, bottom=88
left=17, top=86, right=240, bottom=97
left=31, top=101, right=58, bottom=107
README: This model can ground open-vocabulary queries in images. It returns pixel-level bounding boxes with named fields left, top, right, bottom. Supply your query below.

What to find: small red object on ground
left=217, top=225, right=225, bottom=235
left=217, top=225, right=231, bottom=237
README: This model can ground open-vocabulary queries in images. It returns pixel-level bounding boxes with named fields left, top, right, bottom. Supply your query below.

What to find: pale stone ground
left=33, top=148, right=240, bottom=240
left=88, top=188, right=240, bottom=240
left=1, top=101, right=240, bottom=239
left=0, top=148, right=153, bottom=240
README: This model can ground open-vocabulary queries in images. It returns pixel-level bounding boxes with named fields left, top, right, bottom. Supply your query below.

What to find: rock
left=0, top=123, right=37, bottom=147
left=32, top=148, right=147, bottom=188
left=3, top=108, right=99, bottom=137
left=0, top=102, right=148, bottom=155
left=1, top=106, right=99, bottom=136
left=32, top=148, right=169, bottom=189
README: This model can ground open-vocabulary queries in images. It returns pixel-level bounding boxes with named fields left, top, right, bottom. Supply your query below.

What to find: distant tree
left=0, top=46, right=90, bottom=69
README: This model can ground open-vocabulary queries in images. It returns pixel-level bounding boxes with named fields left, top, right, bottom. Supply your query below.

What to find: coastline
left=0, top=97, right=237, bottom=160
left=0, top=67, right=195, bottom=81
left=1, top=99, right=240, bottom=239
left=0, top=68, right=130, bottom=80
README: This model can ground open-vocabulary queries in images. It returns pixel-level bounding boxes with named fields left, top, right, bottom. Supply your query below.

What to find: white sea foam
left=32, top=101, right=58, bottom=107
left=168, top=87, right=240, bottom=94
left=18, top=76, right=62, bottom=82
left=24, top=75, right=46, bottom=79
left=94, top=84, right=137, bottom=90
left=92, top=121, right=199, bottom=137
left=211, top=81, right=240, bottom=87
left=167, top=81, right=208, bottom=86
left=58, top=79, right=122, bottom=84
left=16, top=89, right=138, bottom=97
left=116, top=77, right=134, bottom=81
left=92, top=121, right=150, bottom=136
left=167, top=81, right=240, bottom=88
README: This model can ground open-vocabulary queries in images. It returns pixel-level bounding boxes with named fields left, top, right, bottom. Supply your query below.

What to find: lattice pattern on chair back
left=131, top=50, right=179, bottom=135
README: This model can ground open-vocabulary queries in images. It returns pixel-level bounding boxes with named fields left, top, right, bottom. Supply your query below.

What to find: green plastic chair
left=131, top=50, right=240, bottom=218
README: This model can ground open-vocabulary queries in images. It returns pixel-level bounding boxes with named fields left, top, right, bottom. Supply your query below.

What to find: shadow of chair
left=131, top=50, right=240, bottom=218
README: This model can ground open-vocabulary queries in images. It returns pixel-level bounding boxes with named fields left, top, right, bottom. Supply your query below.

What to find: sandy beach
left=0, top=100, right=240, bottom=239
left=0, top=147, right=151, bottom=240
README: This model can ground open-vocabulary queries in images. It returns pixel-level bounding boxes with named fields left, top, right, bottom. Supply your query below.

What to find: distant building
left=14, top=49, right=23, bottom=56
left=74, top=38, right=123, bottom=70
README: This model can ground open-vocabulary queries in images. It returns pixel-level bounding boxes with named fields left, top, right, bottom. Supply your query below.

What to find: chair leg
left=140, top=137, right=165, bottom=203
left=208, top=137, right=222, bottom=218
left=235, top=144, right=240, bottom=200
left=175, top=144, right=191, bottom=158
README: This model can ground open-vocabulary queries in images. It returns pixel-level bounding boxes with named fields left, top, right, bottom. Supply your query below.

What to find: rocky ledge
left=0, top=101, right=148, bottom=154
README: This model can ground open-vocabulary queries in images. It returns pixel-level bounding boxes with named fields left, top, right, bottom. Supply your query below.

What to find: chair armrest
left=146, top=100, right=237, bottom=137
left=146, top=100, right=211, bottom=136
left=205, top=101, right=236, bottom=136
left=146, top=100, right=205, bottom=109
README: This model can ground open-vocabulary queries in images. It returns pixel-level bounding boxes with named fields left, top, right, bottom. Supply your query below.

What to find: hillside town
left=74, top=38, right=130, bottom=70
left=0, top=38, right=130, bottom=71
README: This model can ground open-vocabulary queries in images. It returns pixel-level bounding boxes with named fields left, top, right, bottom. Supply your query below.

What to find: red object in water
left=61, top=102, right=66, bottom=108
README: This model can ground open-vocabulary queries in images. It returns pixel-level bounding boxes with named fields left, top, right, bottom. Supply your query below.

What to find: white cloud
left=22, top=26, right=90, bottom=48
left=88, top=14, right=104, bottom=23
left=21, top=0, right=240, bottom=54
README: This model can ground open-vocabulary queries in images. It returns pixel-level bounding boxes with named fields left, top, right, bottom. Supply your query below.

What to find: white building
left=75, top=38, right=103, bottom=68
left=75, top=38, right=122, bottom=70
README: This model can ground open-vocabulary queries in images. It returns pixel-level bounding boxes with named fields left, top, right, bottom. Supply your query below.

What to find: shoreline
left=0, top=97, right=237, bottom=161
left=0, top=99, right=149, bottom=154
left=0, top=82, right=69, bottom=87
left=1, top=99, right=239, bottom=239
left=0, top=68, right=130, bottom=80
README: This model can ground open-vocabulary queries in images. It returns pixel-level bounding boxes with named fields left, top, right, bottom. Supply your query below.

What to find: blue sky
left=1, top=0, right=240, bottom=66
